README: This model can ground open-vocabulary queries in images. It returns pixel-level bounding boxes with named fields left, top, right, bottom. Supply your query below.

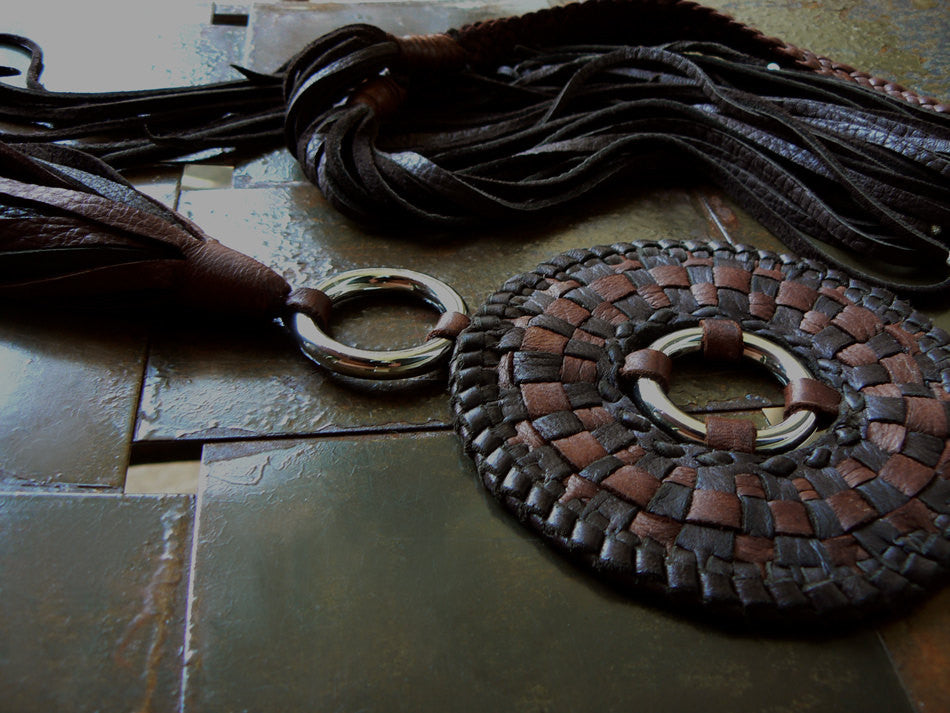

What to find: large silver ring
left=289, top=268, right=467, bottom=379
left=633, top=327, right=817, bottom=452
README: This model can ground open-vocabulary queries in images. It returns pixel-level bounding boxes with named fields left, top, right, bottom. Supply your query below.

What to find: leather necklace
left=1, top=0, right=949, bottom=624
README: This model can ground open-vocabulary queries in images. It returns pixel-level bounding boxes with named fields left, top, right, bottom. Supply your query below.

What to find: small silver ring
left=633, top=327, right=817, bottom=452
left=289, top=268, right=467, bottom=379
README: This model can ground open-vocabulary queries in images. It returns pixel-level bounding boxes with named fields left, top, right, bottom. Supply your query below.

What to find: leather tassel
left=0, top=142, right=293, bottom=319
left=0, top=33, right=285, bottom=166
left=2, top=0, right=948, bottom=294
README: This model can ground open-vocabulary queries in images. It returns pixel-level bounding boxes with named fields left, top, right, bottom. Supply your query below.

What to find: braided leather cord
left=449, top=0, right=946, bottom=111
left=450, top=240, right=950, bottom=622
left=778, top=43, right=948, bottom=113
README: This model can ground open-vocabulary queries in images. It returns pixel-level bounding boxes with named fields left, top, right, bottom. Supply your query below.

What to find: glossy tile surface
left=0, top=309, right=145, bottom=488
left=136, top=185, right=712, bottom=441
left=703, top=0, right=949, bottom=99
left=186, top=432, right=913, bottom=713
left=0, top=493, right=193, bottom=713
left=881, top=587, right=950, bottom=713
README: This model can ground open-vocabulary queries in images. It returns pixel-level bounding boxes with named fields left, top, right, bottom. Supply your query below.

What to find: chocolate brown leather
left=620, top=348, right=673, bottom=390
left=428, top=311, right=471, bottom=340
left=784, top=378, right=842, bottom=420
left=705, top=415, right=757, bottom=453
left=2, top=0, right=948, bottom=295
left=451, top=240, right=950, bottom=623
left=0, top=142, right=293, bottom=319
left=701, top=319, right=744, bottom=362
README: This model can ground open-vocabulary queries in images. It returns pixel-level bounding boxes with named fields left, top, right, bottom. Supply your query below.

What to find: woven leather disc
left=450, top=241, right=950, bottom=623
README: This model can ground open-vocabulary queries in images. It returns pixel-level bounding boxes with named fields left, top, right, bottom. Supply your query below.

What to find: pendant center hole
left=666, top=353, right=785, bottom=427
left=327, top=293, right=434, bottom=351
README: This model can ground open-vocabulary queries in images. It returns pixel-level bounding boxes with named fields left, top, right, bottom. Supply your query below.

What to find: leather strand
left=0, top=142, right=292, bottom=318
left=1, top=0, right=948, bottom=295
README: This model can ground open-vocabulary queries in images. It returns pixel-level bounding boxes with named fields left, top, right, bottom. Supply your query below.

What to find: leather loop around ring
left=620, top=348, right=673, bottom=391
left=704, top=415, right=757, bottom=453
left=701, top=319, right=744, bottom=361
left=784, top=377, right=841, bottom=420
left=427, top=310, right=471, bottom=340
left=285, top=286, right=332, bottom=328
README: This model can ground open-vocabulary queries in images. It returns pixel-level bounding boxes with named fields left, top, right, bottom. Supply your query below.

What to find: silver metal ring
left=289, top=268, right=467, bottom=379
left=633, top=327, right=817, bottom=452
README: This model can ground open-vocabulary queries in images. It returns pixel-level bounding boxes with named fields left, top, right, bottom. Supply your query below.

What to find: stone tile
left=881, top=587, right=950, bottom=713
left=0, top=309, right=146, bottom=489
left=243, top=1, right=557, bottom=73
left=0, top=492, right=193, bottom=713
left=702, top=0, right=948, bottom=99
left=135, top=184, right=711, bottom=442
left=5, top=1, right=246, bottom=92
left=184, top=432, right=913, bottom=713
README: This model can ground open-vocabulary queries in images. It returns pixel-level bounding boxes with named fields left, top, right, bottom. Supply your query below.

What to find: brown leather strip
left=868, top=422, right=906, bottom=453
left=712, top=265, right=751, bottom=292
left=629, top=511, right=682, bottom=547
left=602, top=465, right=661, bottom=507
left=520, top=382, right=571, bottom=418
left=705, top=416, right=756, bottom=453
left=395, top=32, right=467, bottom=70
left=905, top=397, right=949, bottom=437
left=701, top=319, right=743, bottom=361
left=879, top=454, right=935, bottom=496
left=0, top=172, right=292, bottom=319
left=686, top=490, right=741, bottom=529
left=768, top=500, right=813, bottom=536
left=831, top=304, right=883, bottom=341
left=735, top=473, right=765, bottom=498
left=783, top=378, right=841, bottom=419
left=285, top=287, right=332, bottom=328
left=748, top=292, right=776, bottom=320
left=177, top=239, right=290, bottom=320
left=775, top=281, right=817, bottom=311
left=826, top=490, right=877, bottom=531
left=347, top=76, right=408, bottom=118
left=552, top=432, right=609, bottom=469
left=589, top=273, right=637, bottom=301
left=428, top=310, right=471, bottom=340
left=733, top=535, right=774, bottom=564
left=620, top=348, right=672, bottom=390
left=649, top=264, right=690, bottom=288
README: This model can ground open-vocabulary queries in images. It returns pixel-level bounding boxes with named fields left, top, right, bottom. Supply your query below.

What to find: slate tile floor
left=1, top=2, right=947, bottom=712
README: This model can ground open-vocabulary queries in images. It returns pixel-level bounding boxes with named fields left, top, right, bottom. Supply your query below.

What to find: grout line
left=178, top=451, right=206, bottom=713
left=695, top=189, right=736, bottom=245
left=130, top=422, right=456, bottom=464
left=875, top=628, right=921, bottom=713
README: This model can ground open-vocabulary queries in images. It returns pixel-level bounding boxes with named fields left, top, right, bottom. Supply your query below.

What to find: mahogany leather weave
left=451, top=241, right=950, bottom=622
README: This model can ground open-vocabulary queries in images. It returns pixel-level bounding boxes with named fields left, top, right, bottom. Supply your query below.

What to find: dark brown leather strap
left=701, top=319, right=743, bottom=362
left=0, top=142, right=292, bottom=319
left=2, top=1, right=948, bottom=295
left=285, top=287, right=333, bottom=327
left=620, top=348, right=673, bottom=390
left=428, top=311, right=471, bottom=340
left=784, top=378, right=841, bottom=420
left=705, top=415, right=757, bottom=452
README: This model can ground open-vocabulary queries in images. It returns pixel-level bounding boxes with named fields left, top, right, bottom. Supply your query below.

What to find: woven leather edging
left=446, top=0, right=947, bottom=112
left=449, top=240, right=950, bottom=623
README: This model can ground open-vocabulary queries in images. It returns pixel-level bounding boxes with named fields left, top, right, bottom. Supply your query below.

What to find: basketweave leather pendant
left=450, top=240, right=950, bottom=623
